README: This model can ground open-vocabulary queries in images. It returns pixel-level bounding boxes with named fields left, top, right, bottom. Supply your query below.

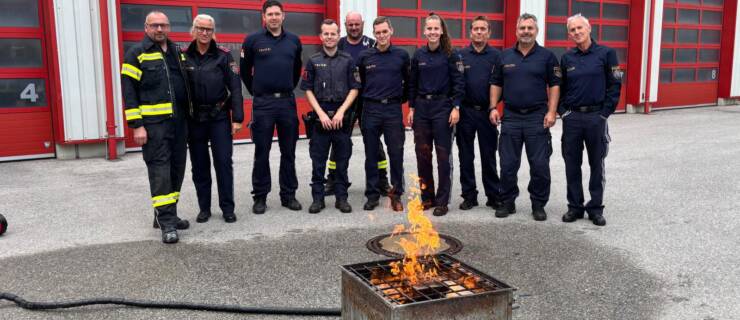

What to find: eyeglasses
left=147, top=23, right=170, bottom=30
left=195, top=26, right=214, bottom=34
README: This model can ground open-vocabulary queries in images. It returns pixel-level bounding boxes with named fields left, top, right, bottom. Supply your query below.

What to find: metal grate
left=343, top=254, right=511, bottom=305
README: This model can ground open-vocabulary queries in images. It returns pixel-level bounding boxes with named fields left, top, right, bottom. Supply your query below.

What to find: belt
left=365, top=97, right=402, bottom=104
left=568, top=105, right=603, bottom=112
left=505, top=105, right=544, bottom=115
left=417, top=94, right=446, bottom=100
left=466, top=105, right=487, bottom=111
left=256, top=92, right=294, bottom=99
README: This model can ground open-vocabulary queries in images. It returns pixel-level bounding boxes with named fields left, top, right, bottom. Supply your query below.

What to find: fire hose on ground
left=0, top=292, right=341, bottom=317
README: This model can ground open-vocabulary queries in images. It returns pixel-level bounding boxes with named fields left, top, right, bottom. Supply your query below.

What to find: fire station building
left=0, top=0, right=738, bottom=161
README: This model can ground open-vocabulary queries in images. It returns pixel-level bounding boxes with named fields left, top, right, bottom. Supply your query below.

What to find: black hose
left=0, top=292, right=341, bottom=316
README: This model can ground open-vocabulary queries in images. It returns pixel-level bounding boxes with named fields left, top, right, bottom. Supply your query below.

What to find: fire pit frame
left=341, top=253, right=514, bottom=320
left=365, top=232, right=464, bottom=258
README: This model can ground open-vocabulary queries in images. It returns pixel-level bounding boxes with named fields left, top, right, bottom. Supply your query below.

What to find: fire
left=386, top=174, right=442, bottom=285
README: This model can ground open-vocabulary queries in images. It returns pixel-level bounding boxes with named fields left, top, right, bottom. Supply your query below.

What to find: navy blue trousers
left=143, top=113, right=187, bottom=231
left=188, top=117, right=234, bottom=215
left=561, top=111, right=610, bottom=215
left=455, top=105, right=500, bottom=203
left=499, top=110, right=552, bottom=207
left=413, top=99, right=454, bottom=206
left=250, top=102, right=299, bottom=200
left=361, top=101, right=405, bottom=200
left=310, top=127, right=351, bottom=201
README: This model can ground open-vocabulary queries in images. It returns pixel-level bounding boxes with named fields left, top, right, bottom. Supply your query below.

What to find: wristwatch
left=454, top=105, right=460, bottom=110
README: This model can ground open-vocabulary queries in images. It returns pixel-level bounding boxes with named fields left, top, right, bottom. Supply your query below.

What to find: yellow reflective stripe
left=327, top=161, right=336, bottom=170
left=121, top=63, right=142, bottom=81
left=180, top=53, right=186, bottom=61
left=151, top=192, right=178, bottom=208
left=125, top=108, right=142, bottom=121
left=377, top=160, right=388, bottom=169
left=140, top=103, right=173, bottom=116
left=137, top=52, right=164, bottom=63
left=173, top=192, right=180, bottom=200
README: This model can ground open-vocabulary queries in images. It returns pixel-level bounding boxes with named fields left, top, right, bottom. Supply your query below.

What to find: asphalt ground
left=0, top=105, right=738, bottom=319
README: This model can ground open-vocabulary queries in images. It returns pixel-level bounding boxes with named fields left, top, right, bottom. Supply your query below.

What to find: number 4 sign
left=20, top=83, right=39, bottom=103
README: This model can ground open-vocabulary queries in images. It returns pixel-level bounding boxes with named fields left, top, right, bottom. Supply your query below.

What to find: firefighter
left=489, top=13, right=561, bottom=221
left=183, top=14, right=244, bottom=223
left=300, top=19, right=360, bottom=214
left=457, top=16, right=502, bottom=211
left=240, top=0, right=303, bottom=214
left=356, top=16, right=410, bottom=212
left=407, top=13, right=465, bottom=216
left=121, top=11, right=192, bottom=243
left=559, top=14, right=622, bottom=226
left=322, top=11, right=391, bottom=197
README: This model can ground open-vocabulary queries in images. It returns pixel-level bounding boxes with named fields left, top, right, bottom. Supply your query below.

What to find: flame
left=386, top=174, right=442, bottom=286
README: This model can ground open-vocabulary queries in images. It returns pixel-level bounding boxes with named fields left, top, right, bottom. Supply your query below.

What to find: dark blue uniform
left=457, top=44, right=502, bottom=206
left=409, top=45, right=465, bottom=207
left=357, top=45, right=410, bottom=201
left=240, top=28, right=302, bottom=202
left=559, top=40, right=621, bottom=217
left=300, top=49, right=360, bottom=202
left=490, top=42, right=561, bottom=209
left=324, top=35, right=390, bottom=194
left=183, top=40, right=244, bottom=218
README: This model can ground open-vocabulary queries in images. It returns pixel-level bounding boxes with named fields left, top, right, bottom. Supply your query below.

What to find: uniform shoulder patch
left=611, top=66, right=623, bottom=81
left=218, top=46, right=231, bottom=53
left=456, top=60, right=464, bottom=73
left=229, top=61, right=239, bottom=74
left=553, top=66, right=562, bottom=78
left=353, top=67, right=361, bottom=84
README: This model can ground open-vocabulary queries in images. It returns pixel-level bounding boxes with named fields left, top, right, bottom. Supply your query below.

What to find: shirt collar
left=574, top=38, right=599, bottom=55
left=186, top=39, right=218, bottom=56
left=512, top=41, right=540, bottom=56
left=468, top=43, right=489, bottom=54
left=263, top=27, right=286, bottom=39
left=142, top=35, right=173, bottom=52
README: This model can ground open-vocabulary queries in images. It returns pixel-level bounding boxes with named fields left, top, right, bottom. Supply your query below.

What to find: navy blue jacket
left=460, top=44, right=500, bottom=108
left=408, top=45, right=465, bottom=108
left=240, top=28, right=302, bottom=97
left=357, top=45, right=410, bottom=102
left=183, top=40, right=244, bottom=123
left=559, top=40, right=622, bottom=117
left=489, top=42, right=561, bottom=109
left=300, top=49, right=361, bottom=111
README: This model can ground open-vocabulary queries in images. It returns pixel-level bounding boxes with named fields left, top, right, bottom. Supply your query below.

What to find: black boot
left=153, top=210, right=190, bottom=230
left=281, top=197, right=303, bottom=211
left=532, top=205, right=547, bottom=221
left=253, top=197, right=267, bottom=214
left=335, top=199, right=352, bottom=213
left=562, top=209, right=584, bottom=223
left=459, top=199, right=478, bottom=210
left=308, top=200, right=325, bottom=214
left=495, top=202, right=516, bottom=218
left=161, top=230, right=178, bottom=244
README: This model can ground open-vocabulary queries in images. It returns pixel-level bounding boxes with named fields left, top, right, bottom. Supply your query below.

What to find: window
left=120, top=4, right=192, bottom=32
left=0, top=79, right=46, bottom=108
left=199, top=8, right=261, bottom=35
left=0, top=0, right=39, bottom=27
left=0, top=39, right=43, bottom=68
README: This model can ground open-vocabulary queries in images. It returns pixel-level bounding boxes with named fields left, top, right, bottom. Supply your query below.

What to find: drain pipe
left=99, top=0, right=118, bottom=160
left=643, top=0, right=657, bottom=115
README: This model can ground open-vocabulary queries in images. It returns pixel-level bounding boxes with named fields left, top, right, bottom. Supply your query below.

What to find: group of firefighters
left=121, top=0, right=621, bottom=243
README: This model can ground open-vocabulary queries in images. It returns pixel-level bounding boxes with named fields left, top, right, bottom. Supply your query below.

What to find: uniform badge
left=229, top=61, right=239, bottom=74
left=456, top=61, right=464, bottom=73
left=566, top=66, right=576, bottom=72
left=611, top=66, right=624, bottom=81
left=240, top=48, right=244, bottom=58
left=553, top=66, right=562, bottom=78
left=301, top=69, right=309, bottom=81
left=353, top=67, right=361, bottom=84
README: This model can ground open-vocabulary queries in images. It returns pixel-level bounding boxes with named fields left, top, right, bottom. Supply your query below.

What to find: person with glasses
left=121, top=11, right=193, bottom=243
left=240, top=0, right=303, bottom=214
left=182, top=14, right=244, bottom=224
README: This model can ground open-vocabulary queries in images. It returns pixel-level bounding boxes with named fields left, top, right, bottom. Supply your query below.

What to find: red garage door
left=545, top=0, right=630, bottom=111
left=119, top=0, right=329, bottom=147
left=0, top=0, right=55, bottom=160
left=377, top=0, right=508, bottom=124
left=656, top=0, right=723, bottom=108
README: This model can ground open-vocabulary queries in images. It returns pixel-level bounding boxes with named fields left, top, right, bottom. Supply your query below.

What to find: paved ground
left=0, top=105, right=738, bottom=319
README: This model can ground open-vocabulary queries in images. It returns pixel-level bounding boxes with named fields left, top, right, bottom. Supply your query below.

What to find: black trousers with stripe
left=142, top=113, right=188, bottom=231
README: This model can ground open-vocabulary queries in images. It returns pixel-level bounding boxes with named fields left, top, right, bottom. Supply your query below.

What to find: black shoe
left=196, top=211, right=211, bottom=223
left=162, top=230, right=179, bottom=244
left=495, top=202, right=516, bottom=218
left=223, top=213, right=237, bottom=223
left=364, top=198, right=379, bottom=211
left=253, top=198, right=266, bottom=214
left=335, top=200, right=352, bottom=213
left=422, top=200, right=434, bottom=211
left=433, top=206, right=449, bottom=216
left=459, top=199, right=478, bottom=210
left=281, top=198, right=303, bottom=211
left=390, top=197, right=403, bottom=212
left=485, top=199, right=502, bottom=210
left=590, top=214, right=607, bottom=226
left=562, top=209, right=584, bottom=223
left=532, top=206, right=547, bottom=221
left=308, top=200, right=325, bottom=214
left=153, top=218, right=190, bottom=230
